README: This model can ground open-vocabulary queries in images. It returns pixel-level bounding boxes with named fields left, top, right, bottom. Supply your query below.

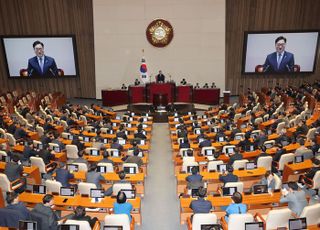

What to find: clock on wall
left=146, top=19, right=174, bottom=48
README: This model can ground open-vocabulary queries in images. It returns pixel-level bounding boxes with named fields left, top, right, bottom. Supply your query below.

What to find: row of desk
left=102, top=83, right=220, bottom=106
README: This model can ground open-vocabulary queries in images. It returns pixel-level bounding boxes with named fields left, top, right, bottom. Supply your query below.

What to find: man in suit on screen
left=263, top=36, right=295, bottom=73
left=27, top=40, right=58, bottom=77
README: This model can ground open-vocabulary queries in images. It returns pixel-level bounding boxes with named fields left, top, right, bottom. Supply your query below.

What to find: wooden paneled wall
left=0, top=0, right=95, bottom=98
left=226, top=0, right=320, bottom=95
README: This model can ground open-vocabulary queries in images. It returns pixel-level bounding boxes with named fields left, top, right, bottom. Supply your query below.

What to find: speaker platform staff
left=155, top=70, right=166, bottom=83
left=27, top=40, right=58, bottom=77
left=263, top=36, right=294, bottom=73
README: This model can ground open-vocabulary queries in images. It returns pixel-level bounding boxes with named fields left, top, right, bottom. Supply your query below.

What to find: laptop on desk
left=19, top=220, right=37, bottom=230
left=201, top=224, right=222, bottom=230
left=222, top=187, right=237, bottom=196
left=60, top=187, right=75, bottom=197
left=245, top=222, right=264, bottom=230
left=217, top=164, right=227, bottom=173
left=289, top=218, right=307, bottom=230
left=59, top=225, right=79, bottom=230
left=246, top=162, right=257, bottom=170
left=295, top=155, right=304, bottom=163
left=252, top=184, right=268, bottom=194
left=32, top=185, right=46, bottom=194
left=120, top=189, right=136, bottom=199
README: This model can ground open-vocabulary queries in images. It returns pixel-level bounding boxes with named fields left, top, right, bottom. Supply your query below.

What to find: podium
left=146, top=82, right=175, bottom=103
left=223, top=91, right=231, bottom=104
left=128, top=85, right=145, bottom=103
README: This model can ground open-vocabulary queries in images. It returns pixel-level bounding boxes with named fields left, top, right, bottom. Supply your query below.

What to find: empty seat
left=187, top=213, right=218, bottom=230
left=299, top=203, right=320, bottom=225
left=255, top=208, right=291, bottom=230
left=104, top=214, right=133, bottom=230
left=257, top=156, right=273, bottom=171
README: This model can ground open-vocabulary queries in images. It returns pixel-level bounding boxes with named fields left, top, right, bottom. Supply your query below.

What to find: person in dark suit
left=13, top=124, right=27, bottom=140
left=189, top=187, right=212, bottom=216
left=134, top=127, right=147, bottom=139
left=38, top=145, right=55, bottom=165
left=27, top=40, right=58, bottom=77
left=263, top=36, right=295, bottom=73
left=55, top=163, right=74, bottom=188
left=219, top=165, right=239, bottom=185
left=86, top=163, right=106, bottom=189
left=4, top=154, right=23, bottom=182
left=155, top=70, right=165, bottom=83
left=6, top=192, right=31, bottom=220
left=179, top=137, right=191, bottom=149
left=198, top=138, right=212, bottom=148
left=228, top=148, right=243, bottom=166
left=32, top=194, right=60, bottom=229
left=125, top=148, right=143, bottom=167
left=98, top=148, right=114, bottom=165
left=111, top=138, right=124, bottom=152
left=68, top=206, right=98, bottom=228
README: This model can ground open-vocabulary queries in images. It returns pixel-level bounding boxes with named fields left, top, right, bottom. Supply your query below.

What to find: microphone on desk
left=49, top=68, right=56, bottom=77
left=28, top=68, right=34, bottom=77
left=263, top=65, right=270, bottom=73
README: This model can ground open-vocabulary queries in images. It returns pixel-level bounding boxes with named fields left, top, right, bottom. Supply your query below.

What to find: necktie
left=277, top=53, right=282, bottom=69
left=39, top=57, right=44, bottom=73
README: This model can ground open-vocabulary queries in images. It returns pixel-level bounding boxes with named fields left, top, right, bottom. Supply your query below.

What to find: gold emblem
left=146, top=19, right=174, bottom=47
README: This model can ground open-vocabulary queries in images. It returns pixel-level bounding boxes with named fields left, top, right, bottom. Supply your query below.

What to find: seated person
left=4, top=154, right=23, bottom=182
left=280, top=181, right=307, bottom=216
left=224, top=192, right=247, bottom=222
left=194, top=83, right=200, bottom=89
left=86, top=163, right=106, bottom=189
left=155, top=70, right=165, bottom=83
left=219, top=165, right=238, bottom=185
left=254, top=145, right=269, bottom=164
left=128, top=140, right=143, bottom=157
left=134, top=127, right=147, bottom=139
left=177, top=127, right=188, bottom=138
left=196, top=129, right=207, bottom=142
left=237, top=132, right=253, bottom=151
left=113, top=191, right=133, bottom=222
left=299, top=158, right=320, bottom=183
left=105, top=171, right=131, bottom=196
left=295, top=120, right=308, bottom=136
left=189, top=187, right=212, bottom=217
left=13, top=124, right=27, bottom=141
left=99, top=148, right=114, bottom=165
left=215, top=130, right=227, bottom=142
left=258, top=171, right=276, bottom=192
left=186, top=166, right=203, bottom=184
left=21, top=140, right=37, bottom=163
left=116, top=125, right=128, bottom=140
left=198, top=137, right=212, bottom=149
left=124, top=148, right=143, bottom=167
left=6, top=192, right=31, bottom=220
left=73, top=150, right=89, bottom=166
left=211, top=82, right=216, bottom=88
left=228, top=148, right=243, bottom=166
left=55, top=163, right=75, bottom=188
left=111, top=138, right=124, bottom=152
left=179, top=137, right=190, bottom=149
left=68, top=206, right=98, bottom=228
left=32, top=194, right=60, bottom=229
left=295, top=139, right=314, bottom=160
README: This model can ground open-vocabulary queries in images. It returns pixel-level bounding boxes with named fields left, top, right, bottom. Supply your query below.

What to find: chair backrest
left=79, top=115, right=87, bottom=125
left=228, top=213, right=254, bottom=230
left=225, top=182, right=244, bottom=193
left=300, top=203, right=320, bottom=225
left=311, top=170, right=320, bottom=189
left=254, top=117, right=263, bottom=125
left=0, top=150, right=7, bottom=157
left=66, top=145, right=79, bottom=159
left=306, top=128, right=316, bottom=140
left=257, top=156, right=273, bottom=171
left=45, top=180, right=62, bottom=194
left=263, top=114, right=269, bottom=121
left=61, top=120, right=68, bottom=130
left=61, top=132, right=70, bottom=139
left=265, top=208, right=292, bottom=230
left=36, top=125, right=44, bottom=137
left=0, top=173, right=12, bottom=192
left=179, top=148, right=193, bottom=157
left=222, top=145, right=236, bottom=154
left=234, top=113, right=242, bottom=123
left=78, top=182, right=97, bottom=195
left=122, top=163, right=139, bottom=174
left=112, top=183, right=133, bottom=196
left=263, top=140, right=275, bottom=149
left=182, top=156, right=196, bottom=163
left=192, top=213, right=218, bottom=230
left=233, top=159, right=249, bottom=170
left=30, top=156, right=47, bottom=173
left=274, top=173, right=282, bottom=190
left=276, top=122, right=286, bottom=134
left=6, top=133, right=16, bottom=146
left=73, top=163, right=88, bottom=172
left=207, top=160, right=224, bottom=172
left=65, top=220, right=90, bottom=230
left=234, top=133, right=245, bottom=141
left=182, top=161, right=199, bottom=173
left=278, top=153, right=295, bottom=171
left=97, top=162, right=114, bottom=173
left=104, top=214, right=131, bottom=230
left=84, top=125, right=94, bottom=132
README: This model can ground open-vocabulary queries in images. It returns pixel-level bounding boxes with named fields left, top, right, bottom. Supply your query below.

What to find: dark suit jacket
left=229, top=153, right=243, bottom=166
left=6, top=202, right=32, bottom=220
left=0, top=208, right=26, bottom=228
left=199, top=139, right=212, bottom=148
left=27, top=56, right=58, bottom=77
left=219, top=173, right=239, bottom=185
left=156, top=73, right=165, bottom=82
left=55, top=168, right=74, bottom=187
left=38, top=149, right=54, bottom=165
left=22, top=146, right=37, bottom=161
left=4, top=162, right=23, bottom=181
left=32, top=203, right=59, bottom=230
left=189, top=198, right=212, bottom=213
left=263, top=51, right=294, bottom=73
left=179, top=142, right=190, bottom=149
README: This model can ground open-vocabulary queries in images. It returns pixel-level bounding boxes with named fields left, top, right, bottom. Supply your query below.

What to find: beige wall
left=93, top=0, right=225, bottom=99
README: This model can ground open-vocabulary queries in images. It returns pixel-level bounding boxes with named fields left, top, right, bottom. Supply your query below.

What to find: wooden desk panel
left=0, top=162, right=41, bottom=184
left=282, top=159, right=313, bottom=182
